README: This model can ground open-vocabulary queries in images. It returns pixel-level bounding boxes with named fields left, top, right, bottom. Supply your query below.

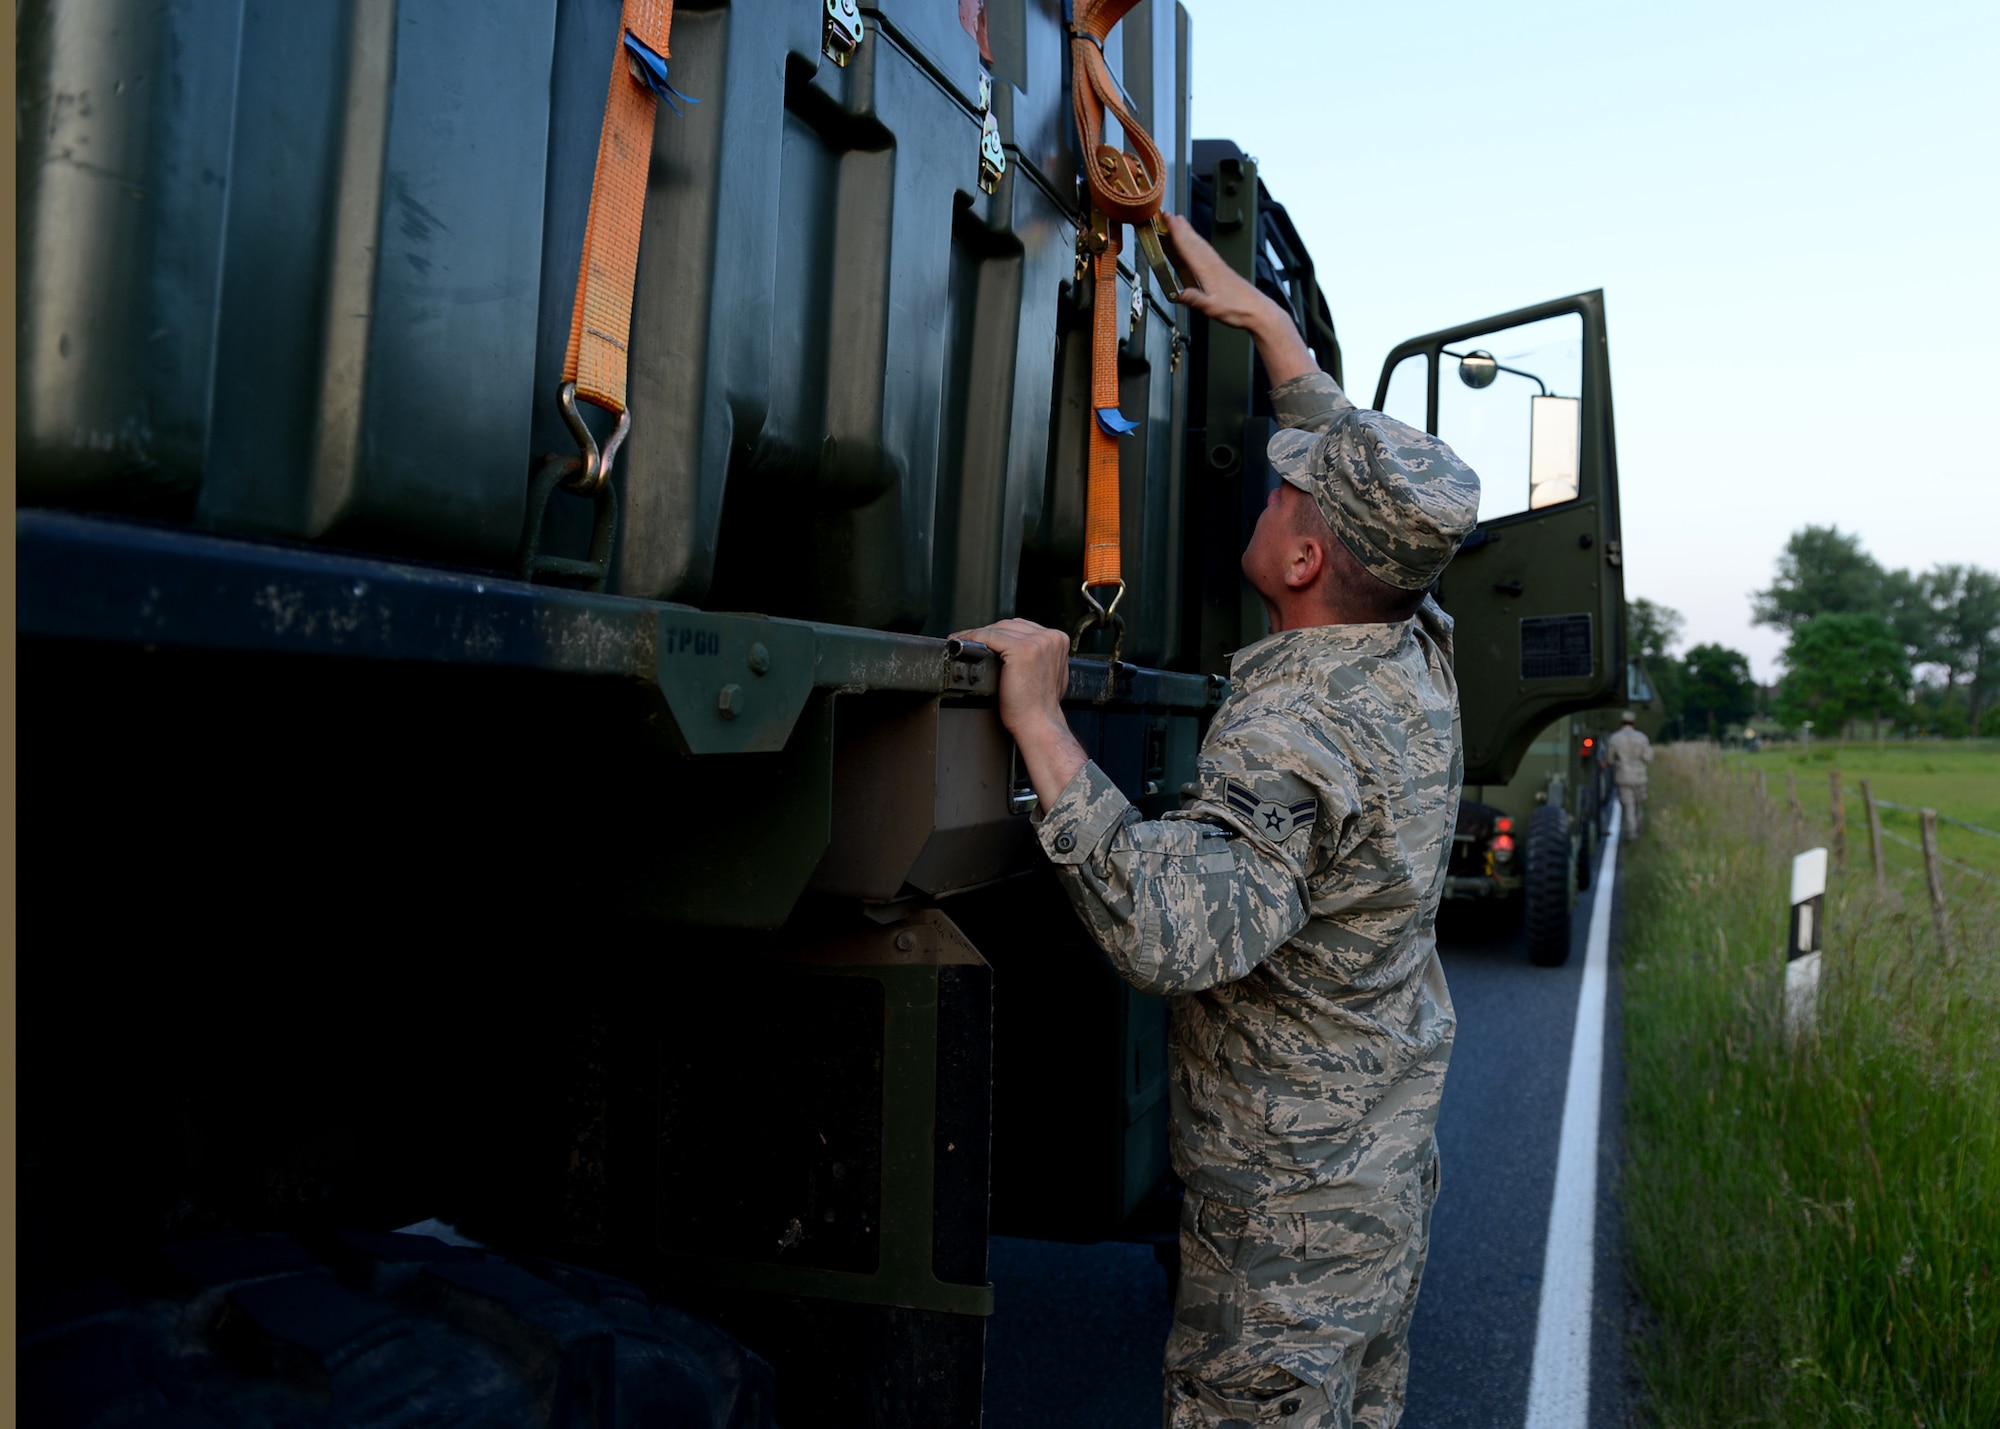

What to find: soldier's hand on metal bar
left=950, top=618, right=1089, bottom=811
left=1160, top=213, right=1315, bottom=386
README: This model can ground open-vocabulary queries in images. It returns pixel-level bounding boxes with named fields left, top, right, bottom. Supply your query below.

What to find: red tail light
left=1582, top=737, right=1596, bottom=756
left=1492, top=833, right=1515, bottom=854
left=1494, top=817, right=1513, bottom=833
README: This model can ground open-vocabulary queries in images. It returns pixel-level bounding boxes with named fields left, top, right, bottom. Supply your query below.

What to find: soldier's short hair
left=1290, top=497, right=1426, bottom=622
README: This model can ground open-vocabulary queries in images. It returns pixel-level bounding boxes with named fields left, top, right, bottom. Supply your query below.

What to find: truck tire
left=20, top=1231, right=776, bottom=1429
left=1524, top=804, right=1576, bottom=967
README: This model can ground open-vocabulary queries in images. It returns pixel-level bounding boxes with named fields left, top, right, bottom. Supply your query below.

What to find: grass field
left=1622, top=746, right=1999, bottom=1427
left=1732, top=741, right=2000, bottom=881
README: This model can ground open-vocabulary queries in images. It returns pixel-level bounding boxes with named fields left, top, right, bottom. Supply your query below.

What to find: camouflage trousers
left=1163, top=1154, right=1438, bottom=1429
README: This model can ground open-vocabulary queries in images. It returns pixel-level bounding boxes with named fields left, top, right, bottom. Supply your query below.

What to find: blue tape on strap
left=1095, top=407, right=1140, bottom=437
left=623, top=32, right=699, bottom=116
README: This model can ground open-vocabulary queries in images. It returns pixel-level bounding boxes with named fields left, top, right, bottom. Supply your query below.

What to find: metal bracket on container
left=1007, top=743, right=1039, bottom=816
left=518, top=381, right=628, bottom=590
left=976, top=71, right=1006, bottom=195
left=518, top=453, right=620, bottom=592
left=823, top=0, right=864, bottom=66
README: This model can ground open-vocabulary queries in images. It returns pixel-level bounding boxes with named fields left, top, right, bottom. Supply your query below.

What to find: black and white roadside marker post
left=1785, top=847, right=1827, bottom=1040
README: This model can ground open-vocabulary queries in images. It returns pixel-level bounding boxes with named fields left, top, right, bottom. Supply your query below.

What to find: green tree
left=1880, top=566, right=1936, bottom=658
left=1773, top=613, right=1910, bottom=735
left=1626, top=597, right=1684, bottom=732
left=1753, top=526, right=1937, bottom=695
left=1752, top=526, right=1888, bottom=631
left=1922, top=564, right=2000, bottom=732
left=1628, top=596, right=1684, bottom=661
left=1680, top=644, right=1756, bottom=738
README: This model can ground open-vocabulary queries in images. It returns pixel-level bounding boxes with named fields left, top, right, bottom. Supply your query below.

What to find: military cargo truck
left=17, top=2, right=1627, bottom=1423
left=1445, top=658, right=1659, bottom=963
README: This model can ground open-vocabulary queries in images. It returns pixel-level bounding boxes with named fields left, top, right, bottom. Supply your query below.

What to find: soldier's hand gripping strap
left=563, top=0, right=678, bottom=422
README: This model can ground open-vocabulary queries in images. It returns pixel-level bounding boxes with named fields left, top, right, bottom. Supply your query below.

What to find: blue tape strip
left=1095, top=407, right=1140, bottom=436
left=623, top=32, right=698, bottom=116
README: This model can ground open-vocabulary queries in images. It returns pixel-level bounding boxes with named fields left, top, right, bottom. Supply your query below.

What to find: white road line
left=1523, top=799, right=1621, bottom=1429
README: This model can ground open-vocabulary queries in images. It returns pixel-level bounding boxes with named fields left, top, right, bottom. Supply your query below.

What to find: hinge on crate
left=823, top=0, right=865, bottom=66
left=1127, top=261, right=1148, bottom=346
left=976, top=71, right=1006, bottom=195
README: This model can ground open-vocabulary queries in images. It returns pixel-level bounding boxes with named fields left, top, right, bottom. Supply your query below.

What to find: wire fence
left=1874, top=825, right=1996, bottom=883
left=1862, top=796, right=1999, bottom=885
left=1873, top=799, right=2000, bottom=843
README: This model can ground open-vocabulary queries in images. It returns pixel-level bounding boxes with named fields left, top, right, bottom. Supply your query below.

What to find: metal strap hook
left=1072, top=577, right=1127, bottom=669
left=557, top=379, right=632, bottom=495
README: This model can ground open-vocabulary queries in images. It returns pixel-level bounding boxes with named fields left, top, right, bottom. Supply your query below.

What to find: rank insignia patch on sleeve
left=1224, top=779, right=1318, bottom=842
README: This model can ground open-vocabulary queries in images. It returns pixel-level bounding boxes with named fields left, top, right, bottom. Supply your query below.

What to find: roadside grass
left=1733, top=741, right=2000, bottom=880
left=1622, top=746, right=1999, bottom=1427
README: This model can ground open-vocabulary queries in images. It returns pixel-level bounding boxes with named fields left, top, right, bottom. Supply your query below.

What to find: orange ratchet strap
left=1084, top=238, right=1127, bottom=590
left=1069, top=0, right=1165, bottom=225
left=560, top=0, right=681, bottom=492
left=1068, top=0, right=1167, bottom=619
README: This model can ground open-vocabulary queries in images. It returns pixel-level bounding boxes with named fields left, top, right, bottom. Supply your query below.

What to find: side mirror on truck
left=1375, top=292, right=1626, bottom=785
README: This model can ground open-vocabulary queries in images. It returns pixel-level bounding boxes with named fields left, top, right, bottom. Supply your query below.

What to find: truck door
left=1373, top=291, right=1624, bottom=785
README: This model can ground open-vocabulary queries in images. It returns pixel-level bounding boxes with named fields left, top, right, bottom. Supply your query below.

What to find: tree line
left=1629, top=525, right=2000, bottom=741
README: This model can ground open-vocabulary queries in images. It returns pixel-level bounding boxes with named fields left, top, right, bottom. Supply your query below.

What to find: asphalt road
left=982, top=841, right=1630, bottom=1428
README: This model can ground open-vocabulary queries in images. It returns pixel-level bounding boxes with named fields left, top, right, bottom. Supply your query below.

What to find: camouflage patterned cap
left=1267, top=412, right=1481, bottom=591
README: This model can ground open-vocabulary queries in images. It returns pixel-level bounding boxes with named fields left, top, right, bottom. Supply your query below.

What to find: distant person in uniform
left=954, top=213, right=1480, bottom=1429
left=1604, top=711, right=1654, bottom=841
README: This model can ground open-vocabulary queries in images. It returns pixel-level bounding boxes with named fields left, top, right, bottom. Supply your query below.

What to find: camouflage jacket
left=1036, top=602, right=1463, bottom=1211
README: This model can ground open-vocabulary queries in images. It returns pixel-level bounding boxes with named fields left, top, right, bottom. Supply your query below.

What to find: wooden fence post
left=1860, top=778, right=1885, bottom=891
left=1920, top=808, right=1952, bottom=964
left=1787, top=771, right=1804, bottom=826
left=1829, top=769, right=1847, bottom=871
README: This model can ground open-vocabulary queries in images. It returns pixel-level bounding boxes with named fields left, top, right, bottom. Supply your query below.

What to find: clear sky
left=1174, top=0, right=1999, bottom=680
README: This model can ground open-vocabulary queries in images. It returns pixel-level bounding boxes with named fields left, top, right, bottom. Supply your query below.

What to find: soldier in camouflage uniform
left=955, top=214, right=1480, bottom=1428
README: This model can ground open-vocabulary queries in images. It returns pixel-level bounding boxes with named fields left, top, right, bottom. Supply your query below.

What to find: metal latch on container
left=976, top=71, right=1006, bottom=195
left=823, top=0, right=864, bottom=65
left=1074, top=204, right=1111, bottom=284
left=1134, top=216, right=1187, bottom=303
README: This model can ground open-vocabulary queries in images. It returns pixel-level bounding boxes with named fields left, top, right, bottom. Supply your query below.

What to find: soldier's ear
left=1285, top=535, right=1327, bottom=591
